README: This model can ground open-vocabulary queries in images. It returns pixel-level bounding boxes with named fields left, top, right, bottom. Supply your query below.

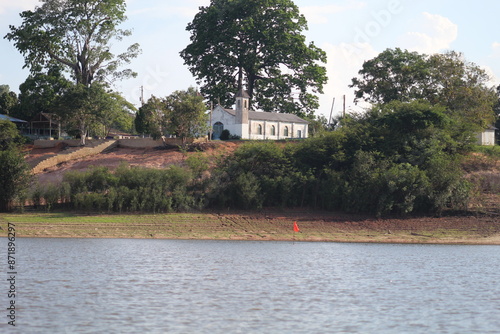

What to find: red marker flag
left=293, top=221, right=300, bottom=232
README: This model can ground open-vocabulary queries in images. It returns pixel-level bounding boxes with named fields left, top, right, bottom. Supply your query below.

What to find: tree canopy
left=54, top=83, right=128, bottom=145
left=164, top=87, right=208, bottom=144
left=0, top=120, right=31, bottom=212
left=135, top=88, right=208, bottom=143
left=0, top=120, right=24, bottom=150
left=135, top=96, right=168, bottom=139
left=5, top=0, right=141, bottom=87
left=14, top=64, right=72, bottom=121
left=180, top=0, right=327, bottom=117
left=0, top=88, right=18, bottom=116
left=350, top=48, right=497, bottom=133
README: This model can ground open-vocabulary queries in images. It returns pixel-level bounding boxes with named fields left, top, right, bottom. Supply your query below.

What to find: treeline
left=27, top=100, right=474, bottom=216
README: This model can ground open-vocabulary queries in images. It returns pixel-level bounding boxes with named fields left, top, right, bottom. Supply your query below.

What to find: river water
left=3, top=238, right=500, bottom=333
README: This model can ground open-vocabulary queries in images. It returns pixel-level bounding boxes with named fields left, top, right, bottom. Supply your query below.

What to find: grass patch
left=472, top=145, right=500, bottom=158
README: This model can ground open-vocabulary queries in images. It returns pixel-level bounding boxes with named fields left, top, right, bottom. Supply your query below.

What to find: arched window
left=257, top=124, right=262, bottom=135
left=271, top=125, right=276, bottom=136
left=284, top=126, right=289, bottom=137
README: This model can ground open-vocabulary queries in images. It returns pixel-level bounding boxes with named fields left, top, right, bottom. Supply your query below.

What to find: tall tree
left=349, top=48, right=431, bottom=104
left=54, top=83, right=117, bottom=145
left=180, top=0, right=327, bottom=117
left=427, top=51, right=496, bottom=130
left=0, top=89, right=18, bottom=116
left=98, top=92, right=136, bottom=137
left=165, top=87, right=208, bottom=145
left=0, top=85, right=10, bottom=95
left=5, top=0, right=140, bottom=87
left=350, top=48, right=496, bottom=133
left=134, top=96, right=169, bottom=139
left=14, top=64, right=72, bottom=120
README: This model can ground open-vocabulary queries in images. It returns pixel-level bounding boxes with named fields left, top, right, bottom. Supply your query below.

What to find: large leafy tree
left=350, top=48, right=496, bottom=134
left=349, top=48, right=431, bottom=104
left=98, top=92, right=136, bottom=137
left=427, top=52, right=496, bottom=130
left=54, top=83, right=120, bottom=145
left=14, top=64, right=72, bottom=120
left=5, top=0, right=140, bottom=87
left=134, top=96, right=169, bottom=139
left=0, top=85, right=19, bottom=116
left=180, top=0, right=327, bottom=117
left=165, top=87, right=208, bottom=145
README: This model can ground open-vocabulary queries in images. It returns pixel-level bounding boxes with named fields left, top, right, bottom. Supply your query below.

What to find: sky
left=1, top=0, right=500, bottom=120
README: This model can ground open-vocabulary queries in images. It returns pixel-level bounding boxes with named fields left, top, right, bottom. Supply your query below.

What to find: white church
left=209, top=89, right=309, bottom=140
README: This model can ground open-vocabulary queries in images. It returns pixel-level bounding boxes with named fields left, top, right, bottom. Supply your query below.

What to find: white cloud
left=301, top=1, right=366, bottom=25
left=316, top=41, right=377, bottom=119
left=0, top=0, right=39, bottom=14
left=401, top=12, right=458, bottom=54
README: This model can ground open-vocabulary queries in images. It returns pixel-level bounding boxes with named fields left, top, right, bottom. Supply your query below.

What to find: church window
left=257, top=124, right=262, bottom=135
left=284, top=126, right=289, bottom=137
left=271, top=125, right=276, bottom=136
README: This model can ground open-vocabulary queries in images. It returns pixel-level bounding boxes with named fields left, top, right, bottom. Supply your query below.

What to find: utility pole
left=343, top=95, right=346, bottom=118
left=209, top=101, right=213, bottom=141
left=329, top=97, right=335, bottom=125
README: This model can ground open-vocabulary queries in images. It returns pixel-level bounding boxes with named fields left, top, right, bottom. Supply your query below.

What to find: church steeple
left=235, top=88, right=249, bottom=125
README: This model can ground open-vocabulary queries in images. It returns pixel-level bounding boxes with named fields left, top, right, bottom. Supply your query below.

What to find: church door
left=213, top=122, right=224, bottom=140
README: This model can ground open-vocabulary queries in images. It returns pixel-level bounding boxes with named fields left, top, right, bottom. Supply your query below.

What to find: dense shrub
left=220, top=129, right=230, bottom=140
left=55, top=163, right=199, bottom=213
left=208, top=142, right=306, bottom=209
left=0, top=148, right=32, bottom=212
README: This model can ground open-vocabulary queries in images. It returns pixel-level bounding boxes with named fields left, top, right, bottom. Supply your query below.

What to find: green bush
left=220, top=129, right=230, bottom=140
left=234, top=172, right=262, bottom=209
left=43, top=184, right=62, bottom=212
left=58, top=164, right=198, bottom=213
left=473, top=145, right=500, bottom=158
left=0, top=148, right=32, bottom=212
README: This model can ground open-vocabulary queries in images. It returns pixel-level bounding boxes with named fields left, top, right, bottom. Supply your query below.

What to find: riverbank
left=1, top=210, right=499, bottom=244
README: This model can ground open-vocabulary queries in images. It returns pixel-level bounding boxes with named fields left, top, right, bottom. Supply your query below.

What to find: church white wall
left=248, top=121, right=308, bottom=140
left=209, top=106, right=236, bottom=139
left=209, top=105, right=309, bottom=140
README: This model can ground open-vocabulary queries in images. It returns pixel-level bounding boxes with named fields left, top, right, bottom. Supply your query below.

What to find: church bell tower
left=235, top=88, right=249, bottom=125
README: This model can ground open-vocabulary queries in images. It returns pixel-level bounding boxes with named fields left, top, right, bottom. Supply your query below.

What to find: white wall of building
left=210, top=106, right=309, bottom=141
left=477, top=129, right=496, bottom=146
left=248, top=121, right=308, bottom=140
